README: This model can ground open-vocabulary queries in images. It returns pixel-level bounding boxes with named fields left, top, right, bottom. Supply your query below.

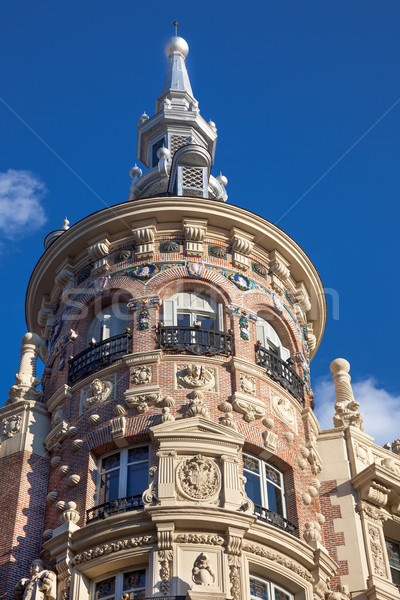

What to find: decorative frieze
left=124, top=386, right=161, bottom=413
left=176, top=364, right=217, bottom=391
left=183, top=217, right=207, bottom=257
left=70, top=535, right=156, bottom=565
left=242, top=542, right=313, bottom=582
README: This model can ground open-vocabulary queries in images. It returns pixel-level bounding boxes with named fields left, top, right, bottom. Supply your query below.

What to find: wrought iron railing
left=254, top=504, right=298, bottom=535
left=255, top=344, right=304, bottom=402
left=158, top=326, right=233, bottom=356
left=86, top=494, right=143, bottom=523
left=68, top=332, right=131, bottom=385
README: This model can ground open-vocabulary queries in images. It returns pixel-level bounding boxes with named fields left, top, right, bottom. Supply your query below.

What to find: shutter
left=280, top=346, right=291, bottom=362
left=256, top=323, right=265, bottom=347
left=217, top=303, right=224, bottom=332
left=163, top=299, right=177, bottom=325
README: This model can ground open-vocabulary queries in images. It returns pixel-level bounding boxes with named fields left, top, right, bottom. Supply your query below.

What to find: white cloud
left=314, top=376, right=400, bottom=447
left=0, top=169, right=47, bottom=238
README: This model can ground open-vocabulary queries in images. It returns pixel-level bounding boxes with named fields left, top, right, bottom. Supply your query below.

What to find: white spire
left=161, top=31, right=193, bottom=98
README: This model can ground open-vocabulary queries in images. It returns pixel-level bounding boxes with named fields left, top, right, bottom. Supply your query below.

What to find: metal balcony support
left=86, top=494, right=143, bottom=523
left=158, top=325, right=233, bottom=356
left=68, top=332, right=131, bottom=385
left=255, top=344, right=305, bottom=402
left=253, top=504, right=298, bottom=535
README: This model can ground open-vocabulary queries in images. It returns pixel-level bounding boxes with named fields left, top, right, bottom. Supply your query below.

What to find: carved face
left=30, top=560, right=42, bottom=575
left=91, top=379, right=103, bottom=395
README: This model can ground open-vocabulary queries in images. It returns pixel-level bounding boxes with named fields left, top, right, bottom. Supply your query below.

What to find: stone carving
left=368, top=524, right=387, bottom=577
left=175, top=533, right=225, bottom=545
left=71, top=535, right=156, bottom=565
left=160, top=407, right=175, bottom=423
left=114, top=248, right=132, bottom=263
left=252, top=262, right=267, bottom=277
left=363, top=480, right=390, bottom=508
left=242, top=543, right=313, bottom=582
left=14, top=559, right=57, bottom=600
left=88, top=414, right=100, bottom=426
left=263, top=430, right=278, bottom=453
left=218, top=401, right=237, bottom=430
left=51, top=405, right=63, bottom=426
left=60, top=501, right=80, bottom=525
left=357, top=501, right=387, bottom=524
left=68, top=474, right=80, bottom=487
left=160, top=240, right=180, bottom=252
left=125, top=387, right=161, bottom=413
left=232, top=393, right=265, bottom=422
left=158, top=549, right=173, bottom=595
left=303, top=521, right=322, bottom=545
left=176, top=364, right=216, bottom=391
left=240, top=373, right=256, bottom=395
left=7, top=333, right=43, bottom=404
left=209, top=245, right=227, bottom=259
left=3, top=414, right=22, bottom=438
left=132, top=365, right=152, bottom=385
left=271, top=395, right=298, bottom=432
left=192, top=553, right=215, bottom=586
left=44, top=421, right=70, bottom=453
left=331, top=358, right=364, bottom=430
left=142, top=466, right=158, bottom=505
left=392, top=439, right=400, bottom=455
left=283, top=431, right=294, bottom=444
left=82, top=378, right=112, bottom=411
left=328, top=584, right=351, bottom=600
left=110, top=416, right=126, bottom=440
left=227, top=556, right=241, bottom=600
left=176, top=455, right=221, bottom=501
left=186, top=390, right=210, bottom=419
left=305, top=436, right=323, bottom=475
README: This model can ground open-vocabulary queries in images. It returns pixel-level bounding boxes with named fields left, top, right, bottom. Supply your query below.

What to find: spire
left=161, top=29, right=193, bottom=98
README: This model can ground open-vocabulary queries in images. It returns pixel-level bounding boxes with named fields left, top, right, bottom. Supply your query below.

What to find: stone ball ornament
left=165, top=35, right=189, bottom=58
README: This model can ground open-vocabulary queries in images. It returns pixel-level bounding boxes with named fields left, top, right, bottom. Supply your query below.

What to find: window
left=243, top=453, right=286, bottom=518
left=95, top=568, right=146, bottom=600
left=163, top=291, right=223, bottom=330
left=256, top=317, right=290, bottom=361
left=99, top=446, right=149, bottom=505
left=87, top=303, right=129, bottom=345
left=250, top=576, right=293, bottom=600
left=386, top=539, right=400, bottom=588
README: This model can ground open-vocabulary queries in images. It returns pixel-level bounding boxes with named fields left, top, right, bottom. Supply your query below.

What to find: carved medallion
left=240, top=374, right=256, bottom=396
left=82, top=378, right=112, bottom=411
left=176, top=455, right=221, bottom=501
left=3, top=415, right=22, bottom=438
left=271, top=394, right=298, bottom=432
left=132, top=365, right=152, bottom=385
left=176, top=364, right=216, bottom=391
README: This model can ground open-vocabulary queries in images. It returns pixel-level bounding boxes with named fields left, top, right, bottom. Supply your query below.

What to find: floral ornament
left=272, top=293, right=284, bottom=314
left=227, top=305, right=257, bottom=341
left=228, top=272, right=250, bottom=291
left=139, top=305, right=150, bottom=330
left=239, top=315, right=250, bottom=340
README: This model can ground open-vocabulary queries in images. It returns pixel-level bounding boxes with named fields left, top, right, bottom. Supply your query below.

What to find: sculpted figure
left=14, top=560, right=57, bottom=600
left=82, top=378, right=112, bottom=410
left=177, top=364, right=215, bottom=390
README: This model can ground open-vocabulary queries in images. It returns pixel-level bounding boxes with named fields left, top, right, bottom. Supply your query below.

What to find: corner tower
left=1, top=29, right=334, bottom=600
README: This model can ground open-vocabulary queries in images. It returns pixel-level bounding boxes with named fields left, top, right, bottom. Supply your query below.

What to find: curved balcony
left=86, top=494, right=143, bottom=523
left=255, top=344, right=304, bottom=402
left=253, top=504, right=298, bottom=535
left=158, top=325, right=233, bottom=356
left=68, top=332, right=131, bottom=385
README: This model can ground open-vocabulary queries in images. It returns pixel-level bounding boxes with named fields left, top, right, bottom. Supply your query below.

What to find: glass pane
left=387, top=540, right=400, bottom=569
left=274, top=587, right=291, bottom=600
left=100, top=469, right=120, bottom=503
left=250, top=578, right=269, bottom=599
left=177, top=313, right=191, bottom=327
left=266, top=466, right=281, bottom=486
left=244, top=472, right=262, bottom=506
left=243, top=455, right=260, bottom=474
left=123, top=568, right=146, bottom=591
left=95, top=577, right=115, bottom=600
left=391, top=567, right=400, bottom=588
left=267, top=481, right=283, bottom=516
left=128, top=447, right=149, bottom=463
left=127, top=462, right=148, bottom=497
left=197, top=316, right=216, bottom=330
left=102, top=453, right=120, bottom=472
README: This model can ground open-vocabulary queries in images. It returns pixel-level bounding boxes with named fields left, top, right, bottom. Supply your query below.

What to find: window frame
left=243, top=452, right=287, bottom=519
left=250, top=575, right=294, bottom=600
left=385, top=538, right=400, bottom=588
left=93, top=566, right=147, bottom=600
left=256, top=317, right=290, bottom=362
left=163, top=291, right=224, bottom=331
left=97, top=446, right=150, bottom=506
left=87, top=303, right=129, bottom=345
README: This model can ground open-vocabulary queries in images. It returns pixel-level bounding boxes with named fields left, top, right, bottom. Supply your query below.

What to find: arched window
left=87, top=303, right=129, bottom=344
left=256, top=316, right=290, bottom=361
left=163, top=291, right=223, bottom=331
left=243, top=453, right=286, bottom=519
left=94, top=568, right=146, bottom=600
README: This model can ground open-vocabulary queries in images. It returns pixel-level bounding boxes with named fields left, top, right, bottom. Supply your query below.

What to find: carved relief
left=368, top=524, right=387, bottom=577
left=240, top=373, right=256, bottom=396
left=232, top=392, right=265, bottom=422
left=242, top=542, right=313, bottom=582
left=14, top=559, right=57, bottom=600
left=357, top=501, right=388, bottom=524
left=186, top=390, right=210, bottom=419
left=51, top=405, right=63, bottom=426
left=271, top=395, right=298, bottom=432
left=192, top=553, right=215, bottom=586
left=354, top=442, right=371, bottom=465
left=125, top=386, right=161, bottom=413
left=132, top=365, right=152, bottom=385
left=176, top=364, right=216, bottom=391
left=175, top=533, right=224, bottom=545
left=81, top=378, right=113, bottom=411
left=3, top=415, right=22, bottom=438
left=176, top=455, right=221, bottom=501
left=158, top=549, right=173, bottom=595
left=71, top=536, right=156, bottom=565
left=142, top=466, right=158, bottom=505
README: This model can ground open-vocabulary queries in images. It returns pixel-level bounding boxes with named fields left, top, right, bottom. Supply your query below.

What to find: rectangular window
left=95, top=569, right=146, bottom=600
left=99, top=447, right=149, bottom=505
left=243, top=453, right=286, bottom=518
left=250, top=576, right=292, bottom=600
left=386, top=539, right=400, bottom=588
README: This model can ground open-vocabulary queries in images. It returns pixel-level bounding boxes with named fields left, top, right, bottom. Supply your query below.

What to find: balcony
left=254, top=504, right=298, bottom=535
left=68, top=332, right=131, bottom=385
left=158, top=325, right=233, bottom=356
left=86, top=494, right=143, bottom=523
left=256, top=344, right=304, bottom=402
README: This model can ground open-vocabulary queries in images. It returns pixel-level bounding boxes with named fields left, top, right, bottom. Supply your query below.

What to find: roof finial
left=174, top=21, right=178, bottom=36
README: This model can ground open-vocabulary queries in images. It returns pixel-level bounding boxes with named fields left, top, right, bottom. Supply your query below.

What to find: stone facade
left=1, top=30, right=400, bottom=600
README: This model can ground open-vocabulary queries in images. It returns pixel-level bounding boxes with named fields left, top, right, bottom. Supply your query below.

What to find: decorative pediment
left=151, top=416, right=245, bottom=450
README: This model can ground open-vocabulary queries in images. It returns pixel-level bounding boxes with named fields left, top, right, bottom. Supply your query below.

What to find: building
left=1, top=29, right=400, bottom=600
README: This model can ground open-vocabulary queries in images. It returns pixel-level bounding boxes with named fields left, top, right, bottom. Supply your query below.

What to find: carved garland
left=71, top=535, right=156, bottom=565
left=175, top=533, right=225, bottom=545
left=242, top=543, right=313, bottom=582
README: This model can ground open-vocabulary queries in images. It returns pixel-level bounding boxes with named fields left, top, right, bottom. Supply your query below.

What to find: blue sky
left=1, top=1, right=399, bottom=443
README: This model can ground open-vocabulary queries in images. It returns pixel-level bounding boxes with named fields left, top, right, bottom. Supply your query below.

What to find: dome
left=165, top=35, right=189, bottom=58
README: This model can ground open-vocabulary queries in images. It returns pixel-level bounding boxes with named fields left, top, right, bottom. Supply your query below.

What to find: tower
left=2, top=28, right=400, bottom=600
